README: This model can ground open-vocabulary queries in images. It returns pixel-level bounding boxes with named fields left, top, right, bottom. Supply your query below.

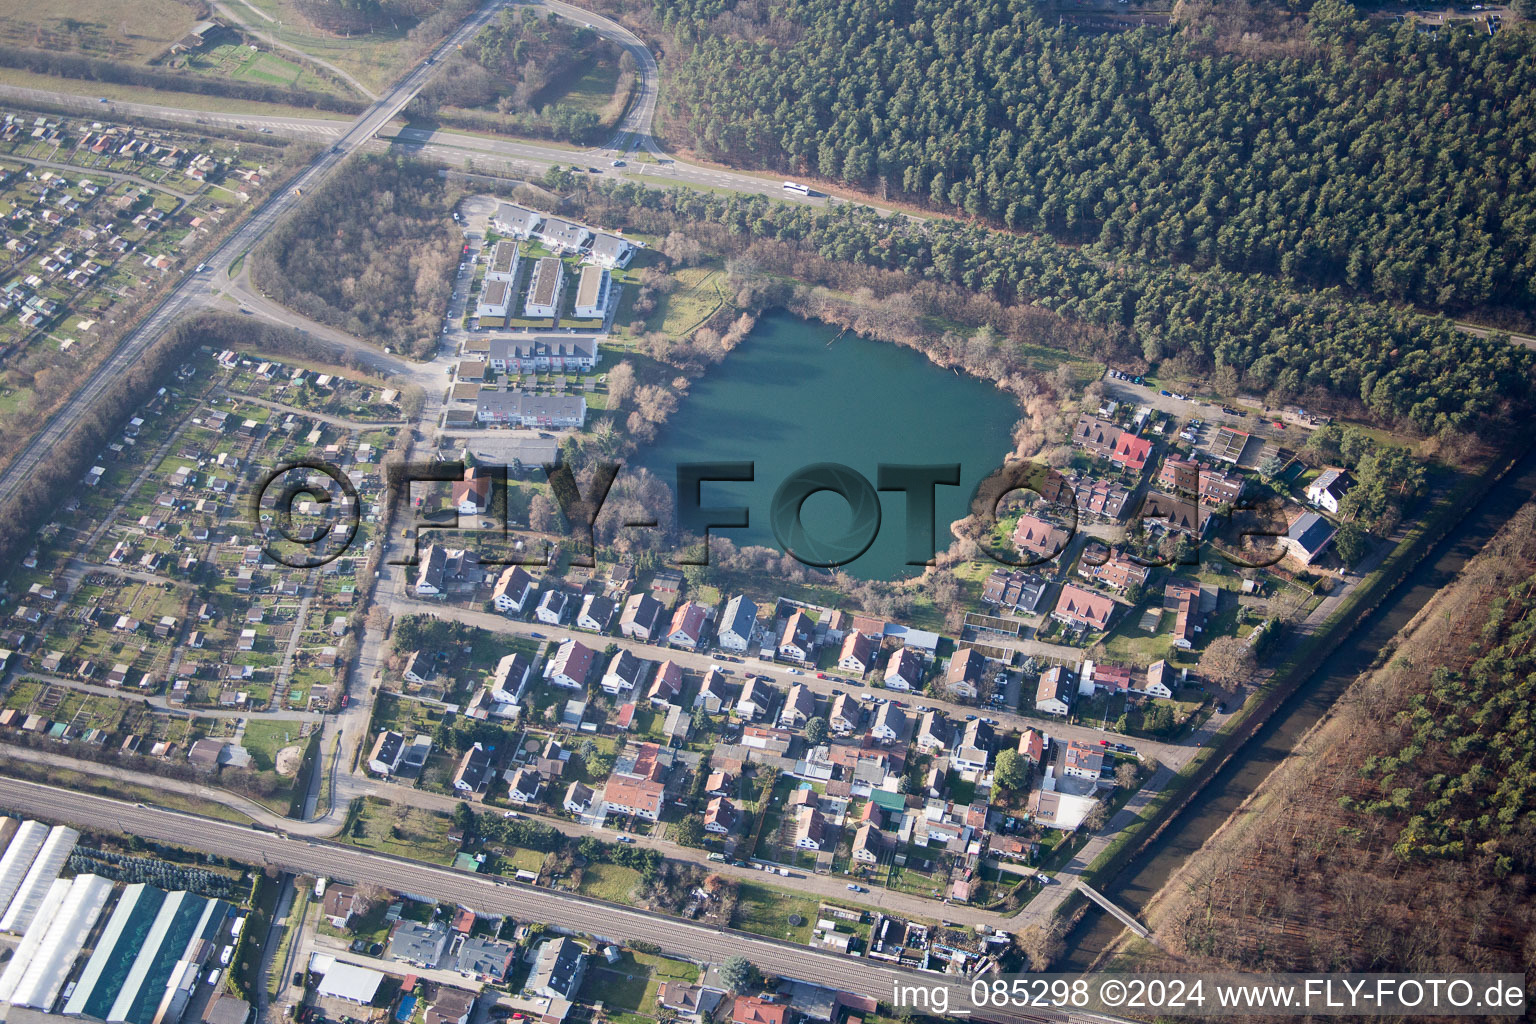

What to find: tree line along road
left=0, top=779, right=1087, bottom=1024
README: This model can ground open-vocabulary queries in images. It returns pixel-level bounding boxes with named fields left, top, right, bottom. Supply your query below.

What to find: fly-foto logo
left=252, top=458, right=1291, bottom=570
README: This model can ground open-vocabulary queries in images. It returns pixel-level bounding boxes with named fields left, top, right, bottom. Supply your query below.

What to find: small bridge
left=1078, top=882, right=1159, bottom=946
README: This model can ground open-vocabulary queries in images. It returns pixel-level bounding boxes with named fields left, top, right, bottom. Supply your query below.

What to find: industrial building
left=0, top=822, right=79, bottom=933
left=0, top=818, right=51, bottom=917
left=0, top=873, right=115, bottom=1008
left=63, top=882, right=238, bottom=1024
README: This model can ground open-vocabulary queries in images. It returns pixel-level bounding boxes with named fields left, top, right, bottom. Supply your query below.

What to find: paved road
left=386, top=594, right=1201, bottom=770
left=0, top=779, right=1086, bottom=1024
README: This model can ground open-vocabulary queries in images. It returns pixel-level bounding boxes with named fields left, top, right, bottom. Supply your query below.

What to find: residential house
left=915, top=710, right=948, bottom=753
left=619, top=593, right=664, bottom=641
left=1018, top=728, right=1045, bottom=765
left=668, top=601, right=708, bottom=649
left=1052, top=585, right=1117, bottom=632
left=778, top=610, right=813, bottom=662
left=523, top=256, right=565, bottom=318
left=695, top=668, right=726, bottom=713
left=321, top=884, right=358, bottom=929
left=736, top=677, right=773, bottom=720
left=492, top=566, right=536, bottom=614
left=732, top=997, right=789, bottom=1024
left=1139, top=491, right=1214, bottom=538
left=507, top=766, right=543, bottom=804
left=572, top=265, right=611, bottom=319
left=535, top=589, right=570, bottom=625
left=533, top=217, right=591, bottom=253
left=1072, top=414, right=1121, bottom=459
left=778, top=683, right=815, bottom=728
left=368, top=730, right=405, bottom=775
left=1078, top=549, right=1151, bottom=592
left=828, top=693, right=858, bottom=734
left=545, top=639, right=596, bottom=689
left=602, top=775, right=665, bottom=820
left=530, top=936, right=587, bottom=1000
left=1011, top=514, right=1069, bottom=563
left=716, top=595, right=757, bottom=653
left=883, top=647, right=923, bottom=691
left=944, top=649, right=986, bottom=700
left=427, top=988, right=476, bottom=1024
left=1109, top=432, right=1153, bottom=473
left=1305, top=468, right=1352, bottom=515
left=1035, top=665, right=1075, bottom=716
left=577, top=594, right=615, bottom=633
left=871, top=701, right=905, bottom=743
left=792, top=806, right=827, bottom=850
left=564, top=781, right=594, bottom=814
left=601, top=649, right=652, bottom=696
left=454, top=939, right=516, bottom=984
left=1165, top=579, right=1202, bottom=649
left=1281, top=512, right=1337, bottom=565
left=491, top=652, right=533, bottom=702
left=980, top=569, right=1047, bottom=612
left=453, top=743, right=495, bottom=794
left=387, top=920, right=449, bottom=968
left=647, top=659, right=684, bottom=705
left=492, top=202, right=542, bottom=238
left=703, top=797, right=736, bottom=833
left=1063, top=740, right=1105, bottom=781
left=588, top=233, right=636, bottom=269
left=838, top=631, right=878, bottom=675
left=851, top=821, right=885, bottom=864
left=451, top=466, right=495, bottom=516
left=1139, top=660, right=1175, bottom=699
left=952, top=719, right=994, bottom=774
left=474, top=390, right=586, bottom=429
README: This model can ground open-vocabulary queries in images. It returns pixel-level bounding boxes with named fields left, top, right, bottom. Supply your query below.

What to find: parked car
left=847, top=884, right=866, bottom=893
left=617, top=835, right=635, bottom=844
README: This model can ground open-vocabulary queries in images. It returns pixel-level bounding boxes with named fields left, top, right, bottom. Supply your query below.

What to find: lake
left=630, top=312, right=1022, bottom=581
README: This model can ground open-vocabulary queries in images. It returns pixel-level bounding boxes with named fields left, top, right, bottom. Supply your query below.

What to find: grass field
left=576, top=862, right=641, bottom=903
left=0, top=0, right=193, bottom=62
left=242, top=719, right=305, bottom=773
left=731, top=881, right=818, bottom=944
left=343, top=797, right=460, bottom=864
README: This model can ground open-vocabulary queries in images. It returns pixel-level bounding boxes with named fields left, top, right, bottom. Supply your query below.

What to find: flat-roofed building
left=573, top=265, right=610, bottom=319
left=524, top=257, right=565, bottom=318
left=486, top=239, right=520, bottom=283
left=475, top=277, right=511, bottom=320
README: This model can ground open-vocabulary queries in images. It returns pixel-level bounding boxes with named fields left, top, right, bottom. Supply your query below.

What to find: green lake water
left=630, top=312, right=1021, bottom=581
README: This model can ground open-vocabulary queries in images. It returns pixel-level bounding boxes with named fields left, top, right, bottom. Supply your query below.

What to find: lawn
left=576, top=862, right=642, bottom=903
left=731, top=881, right=818, bottom=944
left=242, top=719, right=305, bottom=773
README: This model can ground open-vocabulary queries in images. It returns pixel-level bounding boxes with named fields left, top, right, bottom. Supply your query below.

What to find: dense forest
left=564, top=177, right=1534, bottom=437
left=654, top=0, right=1536, bottom=320
left=251, top=156, right=458, bottom=358
left=1145, top=502, right=1536, bottom=973
left=411, top=8, right=626, bottom=143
